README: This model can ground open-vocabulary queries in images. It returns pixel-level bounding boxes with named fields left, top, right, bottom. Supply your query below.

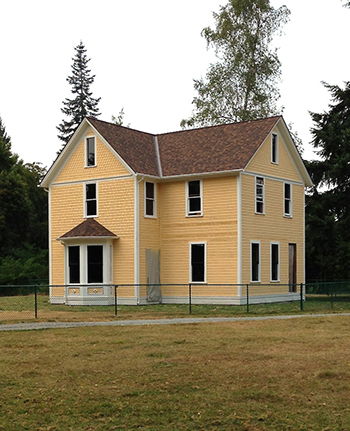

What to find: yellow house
left=41, top=116, right=312, bottom=305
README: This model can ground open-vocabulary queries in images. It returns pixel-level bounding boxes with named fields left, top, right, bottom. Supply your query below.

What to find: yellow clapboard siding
left=50, top=177, right=135, bottom=290
left=55, top=130, right=130, bottom=183
left=247, top=127, right=301, bottom=182
left=160, top=176, right=238, bottom=285
left=241, top=173, right=304, bottom=285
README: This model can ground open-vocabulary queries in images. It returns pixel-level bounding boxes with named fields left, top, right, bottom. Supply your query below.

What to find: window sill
left=144, top=215, right=157, bottom=219
left=283, top=214, right=292, bottom=219
left=255, top=212, right=265, bottom=216
left=186, top=213, right=203, bottom=218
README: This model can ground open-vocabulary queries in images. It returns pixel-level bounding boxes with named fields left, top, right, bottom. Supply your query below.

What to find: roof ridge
left=155, top=116, right=282, bottom=138
left=87, top=116, right=155, bottom=137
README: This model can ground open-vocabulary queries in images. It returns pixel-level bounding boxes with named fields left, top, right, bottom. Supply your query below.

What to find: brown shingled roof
left=87, top=116, right=281, bottom=177
left=87, top=118, right=159, bottom=176
left=59, top=218, right=118, bottom=240
left=157, top=117, right=280, bottom=176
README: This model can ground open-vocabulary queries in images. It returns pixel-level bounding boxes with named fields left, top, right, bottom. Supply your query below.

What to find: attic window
left=271, top=133, right=278, bottom=164
left=86, top=137, right=96, bottom=167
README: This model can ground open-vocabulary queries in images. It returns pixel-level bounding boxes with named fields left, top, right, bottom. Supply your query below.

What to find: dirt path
left=1, top=313, right=350, bottom=331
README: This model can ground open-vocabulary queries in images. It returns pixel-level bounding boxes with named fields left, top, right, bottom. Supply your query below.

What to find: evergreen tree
left=306, top=81, right=350, bottom=281
left=181, top=0, right=290, bottom=128
left=0, top=116, right=48, bottom=284
left=57, top=41, right=101, bottom=145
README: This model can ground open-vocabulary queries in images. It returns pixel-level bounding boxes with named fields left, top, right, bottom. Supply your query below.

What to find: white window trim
left=144, top=181, right=157, bottom=219
left=84, top=182, right=98, bottom=218
left=189, top=241, right=207, bottom=284
left=284, top=182, right=292, bottom=218
left=255, top=177, right=265, bottom=215
left=271, top=133, right=278, bottom=164
left=250, top=241, right=261, bottom=283
left=85, top=136, right=97, bottom=168
left=270, top=242, right=280, bottom=282
left=186, top=180, right=203, bottom=217
left=65, top=240, right=113, bottom=285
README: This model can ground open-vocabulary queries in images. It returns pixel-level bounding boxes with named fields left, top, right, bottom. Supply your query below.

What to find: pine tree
left=181, top=0, right=290, bottom=128
left=306, top=81, right=350, bottom=281
left=57, top=41, right=101, bottom=145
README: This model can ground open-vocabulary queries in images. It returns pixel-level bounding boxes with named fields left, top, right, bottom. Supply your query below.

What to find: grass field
left=1, top=294, right=350, bottom=323
left=1, top=315, right=350, bottom=430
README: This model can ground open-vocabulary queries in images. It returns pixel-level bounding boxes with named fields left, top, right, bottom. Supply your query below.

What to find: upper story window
left=271, top=133, right=278, bottom=164
left=284, top=183, right=292, bottom=217
left=85, top=183, right=97, bottom=217
left=145, top=182, right=156, bottom=218
left=187, top=180, right=203, bottom=216
left=255, top=177, right=265, bottom=214
left=86, top=136, right=96, bottom=167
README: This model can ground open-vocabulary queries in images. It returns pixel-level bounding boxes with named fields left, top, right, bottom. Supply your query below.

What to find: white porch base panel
left=50, top=292, right=301, bottom=306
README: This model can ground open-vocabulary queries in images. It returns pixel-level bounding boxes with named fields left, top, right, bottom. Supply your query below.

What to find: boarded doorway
left=146, top=249, right=162, bottom=303
left=289, top=243, right=297, bottom=292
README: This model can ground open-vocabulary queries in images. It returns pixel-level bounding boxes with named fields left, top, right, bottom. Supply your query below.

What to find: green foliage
left=57, top=41, right=101, bottom=146
left=306, top=82, right=350, bottom=281
left=182, top=0, right=290, bottom=128
left=111, top=107, right=130, bottom=127
left=0, top=116, right=48, bottom=284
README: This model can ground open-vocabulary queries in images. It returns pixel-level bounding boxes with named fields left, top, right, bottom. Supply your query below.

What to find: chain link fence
left=0, top=282, right=350, bottom=323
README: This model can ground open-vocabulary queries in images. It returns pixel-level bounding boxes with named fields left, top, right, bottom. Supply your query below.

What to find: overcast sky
left=1, top=0, right=349, bottom=169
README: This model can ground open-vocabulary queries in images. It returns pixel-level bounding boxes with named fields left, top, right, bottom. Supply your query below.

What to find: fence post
left=246, top=284, right=249, bottom=314
left=114, top=285, right=118, bottom=317
left=34, top=285, right=38, bottom=319
left=189, top=283, right=192, bottom=314
left=300, top=283, right=304, bottom=311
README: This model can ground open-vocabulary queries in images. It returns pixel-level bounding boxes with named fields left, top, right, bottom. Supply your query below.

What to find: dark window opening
left=251, top=243, right=260, bottom=282
left=87, top=245, right=103, bottom=283
left=271, top=244, right=279, bottom=281
left=272, top=133, right=278, bottom=163
left=191, top=243, right=205, bottom=282
left=69, top=246, right=80, bottom=283
left=145, top=182, right=155, bottom=216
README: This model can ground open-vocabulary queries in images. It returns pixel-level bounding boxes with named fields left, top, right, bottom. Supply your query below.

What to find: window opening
left=86, top=183, right=97, bottom=217
left=251, top=242, right=260, bottom=282
left=86, top=137, right=96, bottom=166
left=271, top=133, right=278, bottom=163
left=145, top=182, right=155, bottom=217
left=256, top=177, right=264, bottom=214
left=271, top=243, right=279, bottom=281
left=188, top=180, right=202, bottom=215
left=191, top=243, right=205, bottom=282
left=68, top=246, right=80, bottom=283
left=87, top=245, right=103, bottom=283
left=284, top=183, right=292, bottom=216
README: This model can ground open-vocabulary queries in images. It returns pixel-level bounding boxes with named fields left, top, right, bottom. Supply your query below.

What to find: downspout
left=134, top=175, right=144, bottom=304
left=237, top=173, right=242, bottom=296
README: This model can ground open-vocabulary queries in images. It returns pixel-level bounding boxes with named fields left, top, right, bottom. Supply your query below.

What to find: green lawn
left=1, top=315, right=350, bottom=430
left=1, top=294, right=350, bottom=323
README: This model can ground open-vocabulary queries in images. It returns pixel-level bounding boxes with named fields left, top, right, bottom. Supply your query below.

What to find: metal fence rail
left=1, top=282, right=350, bottom=322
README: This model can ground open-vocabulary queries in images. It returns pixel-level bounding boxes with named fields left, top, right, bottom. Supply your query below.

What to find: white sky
left=1, top=0, right=349, bottom=169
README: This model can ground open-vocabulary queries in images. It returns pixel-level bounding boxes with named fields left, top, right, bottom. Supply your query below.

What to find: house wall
left=159, top=176, right=238, bottom=300
left=55, top=132, right=130, bottom=183
left=49, top=129, right=136, bottom=303
left=138, top=181, right=161, bottom=299
left=241, top=128, right=305, bottom=291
